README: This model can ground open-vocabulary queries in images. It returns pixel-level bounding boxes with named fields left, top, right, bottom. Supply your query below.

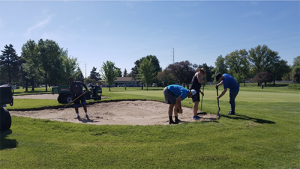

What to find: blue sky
left=0, top=1, right=299, bottom=77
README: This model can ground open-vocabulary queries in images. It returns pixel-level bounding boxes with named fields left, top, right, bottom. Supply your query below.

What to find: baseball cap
left=191, top=89, right=197, bottom=95
left=216, top=74, right=222, bottom=81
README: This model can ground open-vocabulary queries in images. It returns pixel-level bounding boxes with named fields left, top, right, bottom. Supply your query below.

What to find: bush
left=288, top=84, right=300, bottom=90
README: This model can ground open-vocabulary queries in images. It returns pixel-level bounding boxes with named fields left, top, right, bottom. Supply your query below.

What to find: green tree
left=212, top=55, right=227, bottom=82
left=165, top=61, right=195, bottom=88
left=115, top=67, right=122, bottom=77
left=21, top=40, right=40, bottom=91
left=36, top=39, right=63, bottom=91
left=139, top=58, right=156, bottom=91
left=293, top=66, right=300, bottom=83
left=157, top=69, right=176, bottom=86
left=131, top=55, right=161, bottom=82
left=60, top=50, right=78, bottom=85
left=0, top=44, right=21, bottom=85
left=292, top=56, right=300, bottom=68
left=123, top=68, right=128, bottom=77
left=89, top=67, right=100, bottom=81
left=101, top=61, right=117, bottom=91
left=225, top=49, right=250, bottom=86
left=248, top=45, right=280, bottom=86
left=269, top=59, right=291, bottom=84
left=198, top=63, right=214, bottom=82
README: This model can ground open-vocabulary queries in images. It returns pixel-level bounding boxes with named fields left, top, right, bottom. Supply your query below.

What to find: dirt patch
left=9, top=100, right=218, bottom=125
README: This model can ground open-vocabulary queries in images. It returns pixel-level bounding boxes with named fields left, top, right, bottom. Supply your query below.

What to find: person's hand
left=201, top=91, right=204, bottom=96
left=215, top=85, right=218, bottom=89
left=217, top=96, right=220, bottom=100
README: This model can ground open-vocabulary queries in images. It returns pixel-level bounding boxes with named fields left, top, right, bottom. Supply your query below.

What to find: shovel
left=216, top=87, right=221, bottom=119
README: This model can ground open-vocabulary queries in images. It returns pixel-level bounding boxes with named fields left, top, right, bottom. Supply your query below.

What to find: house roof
left=114, top=77, right=139, bottom=82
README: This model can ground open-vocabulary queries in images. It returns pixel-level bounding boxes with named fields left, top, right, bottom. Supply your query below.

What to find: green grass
left=1, top=84, right=300, bottom=168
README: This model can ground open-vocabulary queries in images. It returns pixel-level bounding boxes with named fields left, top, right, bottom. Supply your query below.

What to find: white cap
left=191, top=89, right=197, bottom=95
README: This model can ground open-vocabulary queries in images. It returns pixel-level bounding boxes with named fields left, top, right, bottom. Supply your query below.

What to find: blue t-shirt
left=222, top=74, right=239, bottom=92
left=167, top=84, right=189, bottom=100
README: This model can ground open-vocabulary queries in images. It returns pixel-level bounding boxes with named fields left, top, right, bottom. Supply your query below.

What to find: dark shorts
left=73, top=94, right=86, bottom=107
left=191, top=90, right=200, bottom=102
left=163, top=87, right=176, bottom=104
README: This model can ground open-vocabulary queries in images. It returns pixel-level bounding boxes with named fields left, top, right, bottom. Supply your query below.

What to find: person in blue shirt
left=163, top=84, right=196, bottom=124
left=215, top=73, right=239, bottom=115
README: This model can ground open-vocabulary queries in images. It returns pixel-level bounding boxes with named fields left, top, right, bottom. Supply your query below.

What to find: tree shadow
left=220, top=114, right=275, bottom=124
left=0, top=129, right=18, bottom=150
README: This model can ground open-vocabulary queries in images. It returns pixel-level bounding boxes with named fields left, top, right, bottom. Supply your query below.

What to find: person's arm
left=215, top=80, right=223, bottom=88
left=81, top=82, right=89, bottom=92
left=196, top=73, right=204, bottom=84
left=217, top=88, right=227, bottom=99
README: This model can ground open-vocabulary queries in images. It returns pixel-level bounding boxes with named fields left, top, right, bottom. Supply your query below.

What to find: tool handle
left=64, top=90, right=88, bottom=108
left=216, top=87, right=220, bottom=108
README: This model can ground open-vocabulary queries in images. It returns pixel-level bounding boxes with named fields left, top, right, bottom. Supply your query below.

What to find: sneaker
left=86, top=115, right=90, bottom=120
left=76, top=116, right=81, bottom=120
left=228, top=111, right=235, bottom=115
left=175, top=119, right=182, bottom=123
left=193, top=116, right=201, bottom=120
left=169, top=120, right=178, bottom=124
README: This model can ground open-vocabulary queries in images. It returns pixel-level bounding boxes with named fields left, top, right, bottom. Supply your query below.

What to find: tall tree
left=225, top=49, right=250, bottom=86
left=115, top=67, right=122, bottom=77
left=36, top=39, right=63, bottom=91
left=269, top=59, right=291, bottom=84
left=89, top=67, right=100, bottom=81
left=123, top=68, right=128, bottom=77
left=248, top=45, right=280, bottom=86
left=101, top=61, right=117, bottom=91
left=165, top=61, right=195, bottom=88
left=60, top=50, right=78, bottom=85
left=292, top=56, right=300, bottom=68
left=0, top=44, right=21, bottom=84
left=157, top=69, right=176, bottom=86
left=21, top=40, right=40, bottom=91
left=131, top=55, right=161, bottom=81
left=212, top=55, right=227, bottom=82
left=139, top=58, right=156, bottom=91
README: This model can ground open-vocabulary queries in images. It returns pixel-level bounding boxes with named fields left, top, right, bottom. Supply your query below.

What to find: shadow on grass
left=0, top=129, right=17, bottom=150
left=220, top=114, right=275, bottom=124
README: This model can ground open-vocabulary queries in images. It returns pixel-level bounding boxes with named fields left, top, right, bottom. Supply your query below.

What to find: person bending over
left=215, top=73, right=239, bottom=115
left=163, top=84, right=196, bottom=124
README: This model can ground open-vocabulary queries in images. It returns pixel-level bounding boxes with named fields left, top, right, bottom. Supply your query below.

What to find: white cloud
left=25, top=14, right=54, bottom=37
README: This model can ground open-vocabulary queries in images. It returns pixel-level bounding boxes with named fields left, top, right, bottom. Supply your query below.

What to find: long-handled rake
left=216, top=87, right=221, bottom=119
left=198, top=84, right=206, bottom=115
left=62, top=91, right=89, bottom=110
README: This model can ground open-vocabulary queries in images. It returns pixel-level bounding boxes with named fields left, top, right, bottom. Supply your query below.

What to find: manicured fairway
left=1, top=85, right=300, bottom=168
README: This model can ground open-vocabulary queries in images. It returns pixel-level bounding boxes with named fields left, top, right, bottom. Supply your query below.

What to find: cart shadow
left=0, top=129, right=17, bottom=150
left=220, top=114, right=275, bottom=124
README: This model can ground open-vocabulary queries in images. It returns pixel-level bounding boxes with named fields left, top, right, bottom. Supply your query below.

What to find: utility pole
left=173, top=48, right=174, bottom=63
left=85, top=62, right=86, bottom=78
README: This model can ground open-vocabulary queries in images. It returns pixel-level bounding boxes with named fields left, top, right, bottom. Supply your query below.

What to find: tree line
left=1, top=39, right=299, bottom=92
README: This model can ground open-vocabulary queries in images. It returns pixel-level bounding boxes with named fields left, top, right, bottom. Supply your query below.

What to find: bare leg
left=193, top=101, right=199, bottom=116
left=168, top=104, right=174, bottom=116
left=82, top=105, right=87, bottom=113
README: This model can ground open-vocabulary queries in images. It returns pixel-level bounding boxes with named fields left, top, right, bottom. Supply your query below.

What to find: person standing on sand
left=190, top=68, right=206, bottom=120
left=68, top=77, right=90, bottom=120
left=163, top=84, right=196, bottom=124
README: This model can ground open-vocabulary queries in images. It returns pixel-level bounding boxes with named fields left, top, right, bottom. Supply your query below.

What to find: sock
left=169, top=116, right=173, bottom=122
left=77, top=113, right=79, bottom=117
left=85, top=112, right=88, bottom=116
